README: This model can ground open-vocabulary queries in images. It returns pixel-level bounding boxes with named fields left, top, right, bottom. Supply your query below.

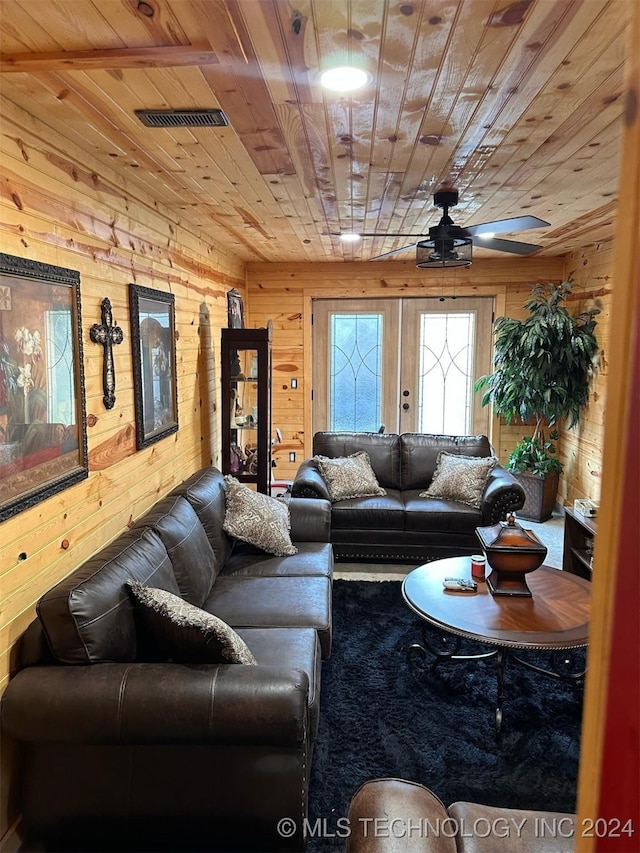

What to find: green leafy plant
left=505, top=432, right=563, bottom=476
left=475, top=278, right=600, bottom=475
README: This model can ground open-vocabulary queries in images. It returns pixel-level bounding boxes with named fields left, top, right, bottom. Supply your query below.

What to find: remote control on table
left=443, top=577, right=477, bottom=592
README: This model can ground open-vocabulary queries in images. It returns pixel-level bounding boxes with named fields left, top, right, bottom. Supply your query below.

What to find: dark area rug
left=308, top=579, right=583, bottom=851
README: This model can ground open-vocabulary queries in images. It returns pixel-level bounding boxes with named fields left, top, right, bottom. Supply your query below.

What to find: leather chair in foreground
left=346, top=778, right=575, bottom=853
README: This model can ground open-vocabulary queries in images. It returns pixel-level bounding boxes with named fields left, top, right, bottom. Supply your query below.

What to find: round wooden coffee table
left=402, top=556, right=591, bottom=734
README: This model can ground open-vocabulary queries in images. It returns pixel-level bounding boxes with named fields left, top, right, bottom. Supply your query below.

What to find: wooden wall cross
left=90, top=298, right=124, bottom=410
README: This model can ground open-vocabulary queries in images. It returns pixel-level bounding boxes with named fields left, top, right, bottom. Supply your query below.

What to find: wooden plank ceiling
left=0, top=0, right=630, bottom=264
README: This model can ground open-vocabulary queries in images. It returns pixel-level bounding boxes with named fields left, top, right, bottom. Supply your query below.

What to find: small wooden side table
left=563, top=507, right=596, bottom=580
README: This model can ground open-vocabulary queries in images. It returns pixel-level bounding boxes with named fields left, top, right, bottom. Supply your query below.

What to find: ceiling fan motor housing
left=433, top=189, right=460, bottom=210
left=417, top=223, right=473, bottom=268
left=416, top=193, right=473, bottom=266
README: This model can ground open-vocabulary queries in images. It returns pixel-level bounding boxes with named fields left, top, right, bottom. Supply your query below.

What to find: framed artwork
left=227, top=288, right=245, bottom=329
left=0, top=252, right=88, bottom=522
left=129, top=284, right=178, bottom=450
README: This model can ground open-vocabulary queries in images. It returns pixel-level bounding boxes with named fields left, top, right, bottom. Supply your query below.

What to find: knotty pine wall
left=246, top=258, right=566, bottom=478
left=246, top=247, right=612, bottom=507
left=557, top=242, right=614, bottom=507
left=498, top=240, right=612, bottom=506
left=0, top=97, right=245, bottom=843
left=0, top=99, right=614, bottom=847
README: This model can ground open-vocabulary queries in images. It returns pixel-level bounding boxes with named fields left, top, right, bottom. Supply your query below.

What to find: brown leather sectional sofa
left=1, top=467, right=333, bottom=851
left=291, top=432, right=526, bottom=562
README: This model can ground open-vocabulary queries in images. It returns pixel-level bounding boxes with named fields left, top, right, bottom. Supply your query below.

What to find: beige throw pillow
left=314, top=451, right=386, bottom=502
left=223, top=475, right=297, bottom=556
left=127, top=582, right=257, bottom=665
left=420, top=452, right=497, bottom=508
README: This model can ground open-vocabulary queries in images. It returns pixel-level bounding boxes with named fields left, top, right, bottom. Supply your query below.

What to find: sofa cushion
left=37, top=528, right=180, bottom=664
left=312, top=431, right=401, bottom=489
left=420, top=452, right=497, bottom=508
left=223, top=541, right=334, bottom=578
left=204, top=575, right=333, bottom=658
left=223, top=476, right=297, bottom=556
left=400, top=433, right=493, bottom=490
left=329, top=489, right=405, bottom=531
left=127, top=582, right=257, bottom=665
left=448, top=801, right=574, bottom=853
left=403, top=491, right=483, bottom=533
left=315, top=451, right=386, bottom=502
left=170, top=467, right=231, bottom=575
left=133, top=495, right=216, bottom=606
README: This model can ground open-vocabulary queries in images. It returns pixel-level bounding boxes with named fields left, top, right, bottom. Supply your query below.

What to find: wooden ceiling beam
left=0, top=46, right=219, bottom=74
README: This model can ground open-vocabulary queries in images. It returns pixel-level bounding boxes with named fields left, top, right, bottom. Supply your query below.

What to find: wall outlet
left=288, top=452, right=296, bottom=463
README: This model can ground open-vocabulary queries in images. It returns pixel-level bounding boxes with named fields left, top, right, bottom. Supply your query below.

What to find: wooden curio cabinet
left=221, top=324, right=272, bottom=493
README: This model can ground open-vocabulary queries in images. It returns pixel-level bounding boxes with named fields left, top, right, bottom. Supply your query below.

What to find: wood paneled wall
left=0, top=95, right=615, bottom=851
left=247, top=249, right=612, bottom=506
left=247, top=258, right=566, bottom=479
left=0, top=96, right=245, bottom=843
left=557, top=243, right=614, bottom=507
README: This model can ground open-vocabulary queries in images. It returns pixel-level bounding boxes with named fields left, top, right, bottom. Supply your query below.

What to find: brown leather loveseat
left=346, top=779, right=575, bottom=853
left=291, top=432, right=525, bottom=562
left=1, top=466, right=333, bottom=851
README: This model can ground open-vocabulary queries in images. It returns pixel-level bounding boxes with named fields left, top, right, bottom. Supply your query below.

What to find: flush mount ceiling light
left=339, top=233, right=361, bottom=242
left=320, top=66, right=371, bottom=92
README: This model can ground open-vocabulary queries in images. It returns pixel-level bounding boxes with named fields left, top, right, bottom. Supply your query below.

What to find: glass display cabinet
left=221, top=324, right=272, bottom=493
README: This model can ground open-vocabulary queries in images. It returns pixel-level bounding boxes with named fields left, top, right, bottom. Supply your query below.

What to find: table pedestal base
left=407, top=625, right=586, bottom=737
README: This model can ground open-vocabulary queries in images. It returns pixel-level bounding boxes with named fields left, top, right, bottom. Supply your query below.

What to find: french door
left=312, top=297, right=493, bottom=437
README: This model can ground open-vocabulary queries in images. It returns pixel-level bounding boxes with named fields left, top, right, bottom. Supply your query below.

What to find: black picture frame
left=227, top=288, right=245, bottom=329
left=129, top=284, right=178, bottom=450
left=0, top=252, right=88, bottom=522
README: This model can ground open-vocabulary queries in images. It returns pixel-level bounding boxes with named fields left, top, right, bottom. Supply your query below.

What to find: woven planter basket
left=513, top=470, right=559, bottom=522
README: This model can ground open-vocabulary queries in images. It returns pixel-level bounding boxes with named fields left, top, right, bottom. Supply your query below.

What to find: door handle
left=402, top=403, right=410, bottom=411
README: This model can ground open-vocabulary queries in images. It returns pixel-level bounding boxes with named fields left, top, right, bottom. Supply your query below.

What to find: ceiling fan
left=355, top=189, right=550, bottom=268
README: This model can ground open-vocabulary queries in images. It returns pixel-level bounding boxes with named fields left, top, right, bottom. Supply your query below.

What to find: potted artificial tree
left=475, top=278, right=599, bottom=521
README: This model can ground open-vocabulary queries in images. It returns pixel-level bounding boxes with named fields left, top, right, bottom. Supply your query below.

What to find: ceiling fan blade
left=465, top=215, right=550, bottom=237
left=472, top=236, right=543, bottom=255
left=368, top=243, right=416, bottom=261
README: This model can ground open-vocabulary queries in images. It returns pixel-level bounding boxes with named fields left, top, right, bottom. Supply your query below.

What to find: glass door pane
left=400, top=297, right=493, bottom=436
left=313, top=299, right=400, bottom=434
left=417, top=312, right=475, bottom=434
left=329, top=313, right=383, bottom=431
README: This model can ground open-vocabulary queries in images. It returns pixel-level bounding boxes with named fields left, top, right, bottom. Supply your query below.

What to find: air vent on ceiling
left=135, top=108, right=229, bottom=128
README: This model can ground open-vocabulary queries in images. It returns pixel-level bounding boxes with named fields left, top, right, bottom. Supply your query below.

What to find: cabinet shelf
left=570, top=546, right=592, bottom=571
left=563, top=507, right=596, bottom=581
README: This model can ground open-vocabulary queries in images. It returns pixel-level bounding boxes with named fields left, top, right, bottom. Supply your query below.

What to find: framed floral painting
left=0, top=253, right=88, bottom=521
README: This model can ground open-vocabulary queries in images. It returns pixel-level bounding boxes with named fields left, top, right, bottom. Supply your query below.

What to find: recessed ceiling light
left=476, top=231, right=495, bottom=239
left=320, top=66, right=370, bottom=92
left=339, top=233, right=361, bottom=242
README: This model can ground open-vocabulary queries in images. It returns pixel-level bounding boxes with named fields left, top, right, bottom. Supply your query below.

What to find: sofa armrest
left=288, top=496, right=331, bottom=542
left=346, top=778, right=456, bottom=853
left=1, top=663, right=308, bottom=747
left=291, top=459, right=331, bottom=501
left=481, top=465, right=526, bottom=526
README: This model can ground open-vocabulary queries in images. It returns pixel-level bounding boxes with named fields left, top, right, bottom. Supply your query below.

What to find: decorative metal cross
left=90, top=298, right=124, bottom=410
